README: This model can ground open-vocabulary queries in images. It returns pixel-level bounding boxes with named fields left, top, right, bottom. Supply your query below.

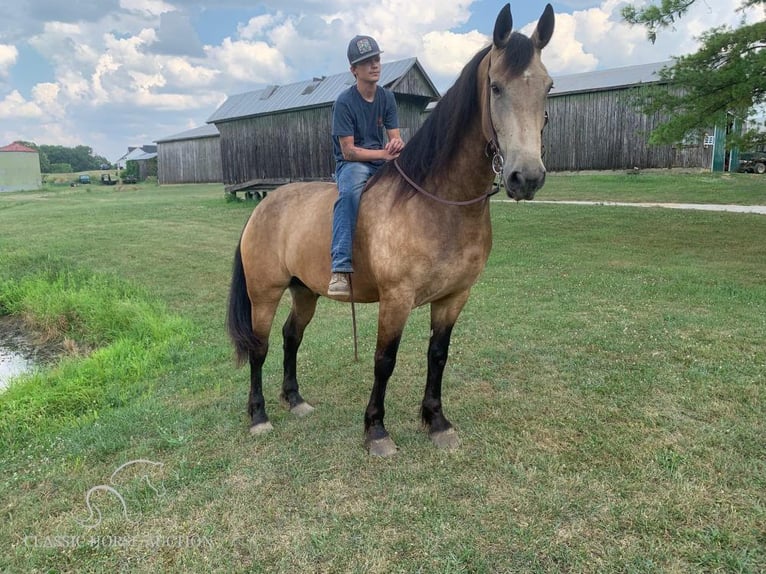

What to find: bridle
left=391, top=50, right=502, bottom=206
left=394, top=49, right=548, bottom=206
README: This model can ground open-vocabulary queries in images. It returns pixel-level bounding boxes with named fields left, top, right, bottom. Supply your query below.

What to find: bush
left=50, top=163, right=72, bottom=173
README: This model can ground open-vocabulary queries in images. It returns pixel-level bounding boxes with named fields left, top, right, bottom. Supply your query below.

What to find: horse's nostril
left=508, top=171, right=525, bottom=190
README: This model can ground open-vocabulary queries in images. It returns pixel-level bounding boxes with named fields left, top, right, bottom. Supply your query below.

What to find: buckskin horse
left=227, top=3, right=555, bottom=456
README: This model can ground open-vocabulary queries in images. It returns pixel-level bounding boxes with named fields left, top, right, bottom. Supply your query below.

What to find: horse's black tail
left=226, top=242, right=261, bottom=365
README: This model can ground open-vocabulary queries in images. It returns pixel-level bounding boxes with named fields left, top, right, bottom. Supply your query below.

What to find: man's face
left=352, top=55, right=381, bottom=82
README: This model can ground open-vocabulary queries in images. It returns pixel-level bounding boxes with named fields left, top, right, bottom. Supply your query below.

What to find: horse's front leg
left=421, top=292, right=471, bottom=450
left=364, top=296, right=412, bottom=456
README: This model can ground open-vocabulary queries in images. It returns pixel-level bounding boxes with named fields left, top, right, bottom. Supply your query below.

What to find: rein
left=393, top=159, right=501, bottom=206
left=393, top=50, right=504, bottom=207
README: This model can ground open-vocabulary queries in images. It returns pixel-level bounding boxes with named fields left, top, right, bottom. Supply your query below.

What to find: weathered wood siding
left=218, top=95, right=431, bottom=185
left=158, top=137, right=222, bottom=184
left=543, top=86, right=711, bottom=171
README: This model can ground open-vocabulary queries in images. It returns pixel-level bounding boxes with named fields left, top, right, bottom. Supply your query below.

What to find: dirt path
left=520, top=200, right=766, bottom=215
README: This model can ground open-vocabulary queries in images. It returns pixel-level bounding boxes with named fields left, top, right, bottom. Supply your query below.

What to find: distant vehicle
left=737, top=151, right=766, bottom=174
left=100, top=174, right=117, bottom=185
left=99, top=163, right=112, bottom=170
left=122, top=175, right=138, bottom=184
left=78, top=174, right=91, bottom=184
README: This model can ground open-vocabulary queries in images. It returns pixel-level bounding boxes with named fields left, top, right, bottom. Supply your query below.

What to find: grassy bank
left=0, top=176, right=764, bottom=572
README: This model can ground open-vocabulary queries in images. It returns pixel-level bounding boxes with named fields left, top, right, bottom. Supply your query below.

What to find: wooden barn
left=0, top=142, right=42, bottom=192
left=207, top=58, right=439, bottom=192
left=544, top=61, right=713, bottom=171
left=155, top=125, right=222, bottom=184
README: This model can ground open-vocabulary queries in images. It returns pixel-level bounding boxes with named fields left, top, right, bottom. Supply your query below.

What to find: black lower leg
left=421, top=324, right=454, bottom=433
left=281, top=312, right=306, bottom=408
left=248, top=345, right=269, bottom=426
left=365, top=336, right=401, bottom=441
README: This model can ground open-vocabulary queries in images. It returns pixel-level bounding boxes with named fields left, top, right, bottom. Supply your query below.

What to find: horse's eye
left=490, top=82, right=501, bottom=96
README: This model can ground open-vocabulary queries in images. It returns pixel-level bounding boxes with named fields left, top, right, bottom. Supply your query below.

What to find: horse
left=227, top=3, right=555, bottom=456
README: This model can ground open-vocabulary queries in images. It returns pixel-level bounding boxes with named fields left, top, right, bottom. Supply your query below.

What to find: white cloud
left=238, top=13, right=282, bottom=40
left=206, top=38, right=293, bottom=84
left=0, top=44, right=18, bottom=78
left=421, top=30, right=488, bottom=79
left=0, top=90, right=43, bottom=119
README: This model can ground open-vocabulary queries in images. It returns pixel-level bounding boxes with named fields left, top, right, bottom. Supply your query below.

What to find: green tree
left=622, top=0, right=766, bottom=146
left=38, top=145, right=110, bottom=173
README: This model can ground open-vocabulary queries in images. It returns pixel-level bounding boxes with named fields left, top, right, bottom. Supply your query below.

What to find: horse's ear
left=531, top=4, right=555, bottom=50
left=493, top=3, right=513, bottom=48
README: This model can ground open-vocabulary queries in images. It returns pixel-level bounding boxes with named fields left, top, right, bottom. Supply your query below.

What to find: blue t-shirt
left=332, top=85, right=399, bottom=166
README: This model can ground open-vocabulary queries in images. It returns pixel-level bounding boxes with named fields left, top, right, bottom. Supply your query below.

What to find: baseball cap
left=347, top=35, right=383, bottom=65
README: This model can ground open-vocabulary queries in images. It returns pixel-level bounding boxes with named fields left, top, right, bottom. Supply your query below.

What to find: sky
left=0, top=0, right=761, bottom=162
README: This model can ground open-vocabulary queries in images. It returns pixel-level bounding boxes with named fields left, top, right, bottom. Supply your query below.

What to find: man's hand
left=385, top=137, right=405, bottom=155
left=383, top=137, right=404, bottom=160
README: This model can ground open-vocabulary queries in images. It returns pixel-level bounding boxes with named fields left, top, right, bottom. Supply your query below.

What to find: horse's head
left=481, top=3, right=554, bottom=200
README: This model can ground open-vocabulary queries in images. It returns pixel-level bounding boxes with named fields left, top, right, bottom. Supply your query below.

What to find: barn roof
left=0, top=142, right=37, bottom=153
left=208, top=57, right=438, bottom=124
left=117, top=145, right=158, bottom=163
left=551, top=61, right=672, bottom=96
left=156, top=124, right=220, bottom=144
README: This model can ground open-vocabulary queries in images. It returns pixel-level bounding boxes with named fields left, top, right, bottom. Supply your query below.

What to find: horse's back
left=240, top=182, right=338, bottom=293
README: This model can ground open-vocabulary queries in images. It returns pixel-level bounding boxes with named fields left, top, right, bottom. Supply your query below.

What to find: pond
left=0, top=317, right=44, bottom=391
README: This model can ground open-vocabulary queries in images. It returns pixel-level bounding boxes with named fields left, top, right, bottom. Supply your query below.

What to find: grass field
left=1, top=173, right=764, bottom=573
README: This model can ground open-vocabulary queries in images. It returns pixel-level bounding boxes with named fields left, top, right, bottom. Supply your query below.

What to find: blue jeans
left=331, top=161, right=380, bottom=273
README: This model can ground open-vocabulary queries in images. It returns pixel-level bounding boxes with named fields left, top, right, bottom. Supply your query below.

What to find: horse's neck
left=430, top=119, right=495, bottom=203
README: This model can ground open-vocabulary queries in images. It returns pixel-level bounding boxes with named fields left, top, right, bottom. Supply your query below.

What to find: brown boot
left=327, top=272, right=350, bottom=296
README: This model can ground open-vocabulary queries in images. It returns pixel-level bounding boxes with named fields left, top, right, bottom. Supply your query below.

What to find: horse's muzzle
left=505, top=169, right=546, bottom=201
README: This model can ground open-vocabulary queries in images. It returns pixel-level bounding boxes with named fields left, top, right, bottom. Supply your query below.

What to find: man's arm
left=338, top=135, right=402, bottom=162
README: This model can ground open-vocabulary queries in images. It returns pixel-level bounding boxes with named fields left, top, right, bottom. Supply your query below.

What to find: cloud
left=206, top=37, right=292, bottom=84
left=151, top=10, right=205, bottom=56
left=421, top=30, right=489, bottom=79
left=0, top=44, right=18, bottom=78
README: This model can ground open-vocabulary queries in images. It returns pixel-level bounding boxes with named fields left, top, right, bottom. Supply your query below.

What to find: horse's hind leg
left=247, top=290, right=284, bottom=435
left=280, top=280, right=318, bottom=417
left=421, top=292, right=470, bottom=450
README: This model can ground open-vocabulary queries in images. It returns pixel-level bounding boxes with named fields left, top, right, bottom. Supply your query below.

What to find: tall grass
left=0, top=255, right=192, bottom=446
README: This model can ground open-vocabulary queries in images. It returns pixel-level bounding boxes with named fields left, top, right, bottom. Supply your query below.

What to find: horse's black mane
left=369, top=31, right=535, bottom=194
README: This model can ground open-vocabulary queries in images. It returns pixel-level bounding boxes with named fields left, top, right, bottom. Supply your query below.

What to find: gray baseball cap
left=347, top=35, right=383, bottom=65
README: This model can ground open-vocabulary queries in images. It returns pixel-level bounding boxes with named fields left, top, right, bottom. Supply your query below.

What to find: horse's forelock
left=500, top=32, right=535, bottom=77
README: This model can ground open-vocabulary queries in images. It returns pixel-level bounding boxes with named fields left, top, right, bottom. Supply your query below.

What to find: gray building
left=544, top=61, right=712, bottom=171
left=155, top=125, right=222, bottom=185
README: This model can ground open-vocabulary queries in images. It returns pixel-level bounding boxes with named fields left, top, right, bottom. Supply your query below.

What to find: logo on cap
left=356, top=38, right=373, bottom=56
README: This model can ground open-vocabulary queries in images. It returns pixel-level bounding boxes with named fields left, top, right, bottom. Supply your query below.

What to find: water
left=0, top=347, right=32, bottom=390
left=0, top=319, right=38, bottom=391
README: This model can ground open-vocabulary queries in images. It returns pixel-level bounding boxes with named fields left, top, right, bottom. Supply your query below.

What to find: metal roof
left=155, top=124, right=220, bottom=143
left=551, top=61, right=672, bottom=96
left=207, top=57, right=437, bottom=124
left=0, top=142, right=37, bottom=153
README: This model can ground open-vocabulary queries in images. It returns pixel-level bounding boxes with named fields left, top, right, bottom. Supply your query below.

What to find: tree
left=38, top=145, right=111, bottom=173
left=622, top=0, right=766, bottom=147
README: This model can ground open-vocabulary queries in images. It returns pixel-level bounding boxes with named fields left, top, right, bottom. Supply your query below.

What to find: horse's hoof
left=290, top=402, right=315, bottom=418
left=249, top=421, right=274, bottom=436
left=365, top=436, right=398, bottom=457
left=430, top=427, right=459, bottom=450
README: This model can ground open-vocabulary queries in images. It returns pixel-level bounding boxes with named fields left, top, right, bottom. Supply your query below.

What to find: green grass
left=0, top=176, right=764, bottom=573
left=543, top=171, right=766, bottom=204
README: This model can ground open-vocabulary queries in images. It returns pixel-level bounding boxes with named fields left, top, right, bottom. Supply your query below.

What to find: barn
left=155, top=125, right=222, bottom=184
left=207, top=57, right=439, bottom=192
left=544, top=61, right=713, bottom=171
left=0, top=142, right=42, bottom=192
left=116, top=145, right=158, bottom=182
